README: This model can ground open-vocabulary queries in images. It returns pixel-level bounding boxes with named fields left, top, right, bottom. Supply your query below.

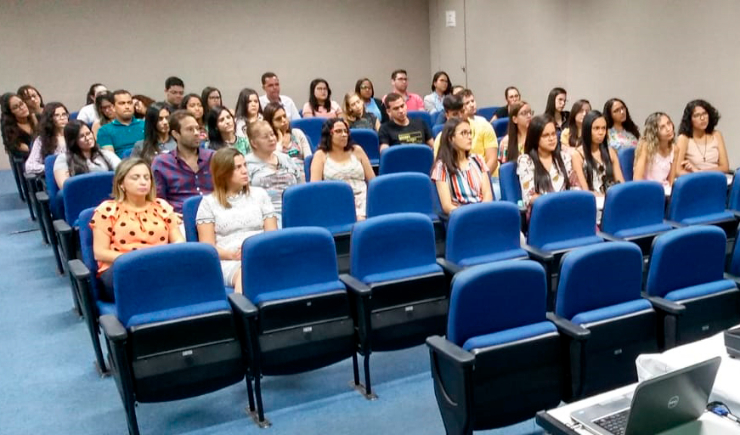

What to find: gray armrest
left=643, top=294, right=685, bottom=315
left=437, top=258, right=463, bottom=276
left=36, top=191, right=49, bottom=203
left=426, top=335, right=474, bottom=366
left=547, top=312, right=590, bottom=340
left=68, top=259, right=90, bottom=281
left=228, top=293, right=258, bottom=317
left=340, top=274, right=372, bottom=296
left=596, top=231, right=622, bottom=242
left=99, top=314, right=127, bottom=342
left=723, top=273, right=740, bottom=286
left=665, top=220, right=685, bottom=228
left=523, top=244, right=554, bottom=262
left=53, top=219, right=72, bottom=233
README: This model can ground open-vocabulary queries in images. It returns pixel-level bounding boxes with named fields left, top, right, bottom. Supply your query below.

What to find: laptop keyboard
left=593, top=409, right=630, bottom=435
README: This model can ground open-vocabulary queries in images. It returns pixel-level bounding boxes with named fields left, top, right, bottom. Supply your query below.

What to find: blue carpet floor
left=0, top=170, right=545, bottom=435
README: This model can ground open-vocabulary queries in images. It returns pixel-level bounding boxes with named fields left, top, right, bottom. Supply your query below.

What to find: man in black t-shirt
left=378, top=92, right=433, bottom=152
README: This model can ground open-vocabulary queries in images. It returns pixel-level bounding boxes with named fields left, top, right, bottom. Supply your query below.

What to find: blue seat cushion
left=540, top=235, right=603, bottom=252
left=457, top=248, right=528, bottom=267
left=462, top=320, right=556, bottom=351
left=571, top=299, right=652, bottom=325
left=326, top=223, right=354, bottom=235
left=612, top=223, right=673, bottom=239
left=96, top=301, right=116, bottom=316
left=664, top=279, right=737, bottom=302
left=681, top=211, right=736, bottom=226
left=363, top=263, right=442, bottom=284
left=225, top=286, right=235, bottom=294
left=252, top=280, right=345, bottom=305
left=125, top=300, right=231, bottom=328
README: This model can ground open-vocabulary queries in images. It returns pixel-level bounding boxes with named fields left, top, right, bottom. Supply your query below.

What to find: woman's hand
left=230, top=248, right=242, bottom=261
left=682, top=159, right=695, bottom=173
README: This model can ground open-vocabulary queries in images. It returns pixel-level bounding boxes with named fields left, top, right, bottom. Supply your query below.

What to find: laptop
left=570, top=357, right=721, bottom=435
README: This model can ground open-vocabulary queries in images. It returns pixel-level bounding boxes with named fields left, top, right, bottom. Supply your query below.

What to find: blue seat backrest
left=291, top=119, right=325, bottom=153
left=646, top=226, right=727, bottom=298
left=730, top=237, right=740, bottom=277
left=528, top=191, right=597, bottom=249
left=499, top=161, right=521, bottom=203
left=350, top=128, right=380, bottom=163
left=668, top=171, right=728, bottom=221
left=618, top=147, right=636, bottom=181
left=430, top=110, right=443, bottom=126
left=78, top=207, right=103, bottom=301
left=447, top=260, right=548, bottom=347
left=728, top=169, right=740, bottom=212
left=282, top=181, right=356, bottom=228
left=407, top=111, right=433, bottom=130
left=432, top=124, right=444, bottom=138
left=476, top=106, right=499, bottom=121
left=120, top=148, right=133, bottom=159
left=446, top=202, right=521, bottom=264
left=63, top=172, right=114, bottom=225
left=366, top=173, right=435, bottom=218
left=350, top=212, right=437, bottom=283
left=182, top=195, right=203, bottom=242
left=378, top=144, right=434, bottom=175
left=556, top=242, right=644, bottom=320
left=601, top=181, right=666, bottom=234
left=492, top=117, right=509, bottom=138
left=304, top=154, right=313, bottom=182
left=69, top=111, right=79, bottom=120
left=44, top=154, right=62, bottom=218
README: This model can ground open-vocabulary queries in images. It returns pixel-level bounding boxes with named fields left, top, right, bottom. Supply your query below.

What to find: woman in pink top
left=302, top=78, right=342, bottom=118
left=675, top=99, right=729, bottom=176
left=633, top=112, right=678, bottom=187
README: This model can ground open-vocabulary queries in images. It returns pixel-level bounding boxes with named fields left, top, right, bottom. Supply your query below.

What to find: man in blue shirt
left=98, top=90, right=145, bottom=157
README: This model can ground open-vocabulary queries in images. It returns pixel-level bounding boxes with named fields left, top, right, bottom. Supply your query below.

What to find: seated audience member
left=604, top=98, right=640, bottom=151
left=244, top=120, right=302, bottom=225
left=302, top=79, right=342, bottom=118
left=25, top=103, right=68, bottom=175
left=91, top=91, right=115, bottom=138
left=1, top=92, right=37, bottom=157
left=378, top=92, right=433, bottom=152
left=97, top=90, right=145, bottom=157
left=202, top=86, right=222, bottom=111
left=151, top=110, right=215, bottom=214
left=259, top=72, right=301, bottom=120
left=77, top=83, right=107, bottom=125
left=131, top=102, right=176, bottom=163
left=544, top=87, right=569, bottom=139
left=517, top=114, right=575, bottom=208
left=383, top=69, right=424, bottom=111
left=91, top=158, right=184, bottom=298
left=560, top=99, right=591, bottom=151
left=674, top=99, right=729, bottom=176
left=196, top=148, right=278, bottom=293
left=310, top=118, right=375, bottom=219
left=423, top=71, right=452, bottom=113
left=54, top=120, right=120, bottom=188
left=179, top=93, right=207, bottom=142
left=452, top=85, right=465, bottom=95
left=461, top=89, right=499, bottom=172
left=234, top=88, right=262, bottom=138
left=132, top=95, right=154, bottom=119
left=572, top=111, right=625, bottom=196
left=17, top=85, right=44, bottom=117
left=355, top=78, right=387, bottom=123
left=343, top=93, right=379, bottom=131
left=263, top=102, right=311, bottom=179
left=205, top=106, right=249, bottom=155
left=432, top=118, right=493, bottom=214
left=164, top=76, right=185, bottom=110
left=634, top=112, right=677, bottom=187
left=491, top=86, right=521, bottom=121
left=498, top=101, right=532, bottom=164
left=432, top=94, right=465, bottom=154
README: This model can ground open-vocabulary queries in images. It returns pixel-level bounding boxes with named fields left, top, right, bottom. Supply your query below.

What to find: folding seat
left=340, top=213, right=448, bottom=398
left=291, top=117, right=324, bottom=152
left=492, top=117, right=508, bottom=138
left=181, top=195, right=203, bottom=242
left=99, top=243, right=252, bottom=435
left=432, top=123, right=444, bottom=138
left=350, top=128, right=380, bottom=167
left=407, top=110, right=433, bottom=130
left=600, top=181, right=673, bottom=256
left=8, top=154, right=26, bottom=202
left=726, top=168, right=740, bottom=213
left=645, top=226, right=740, bottom=349
left=303, top=153, right=313, bottom=182
left=551, top=242, right=657, bottom=399
left=282, top=181, right=356, bottom=272
left=617, top=146, right=636, bottom=181
left=378, top=144, right=434, bottom=175
left=238, top=227, right=356, bottom=426
left=498, top=161, right=522, bottom=204
left=35, top=155, right=63, bottom=256
left=475, top=106, right=498, bottom=121
left=427, top=260, right=563, bottom=434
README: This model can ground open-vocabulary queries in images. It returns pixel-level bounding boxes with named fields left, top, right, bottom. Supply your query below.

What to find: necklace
left=694, top=135, right=709, bottom=162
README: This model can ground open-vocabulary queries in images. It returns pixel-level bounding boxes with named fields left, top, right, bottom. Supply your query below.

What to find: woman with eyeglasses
left=517, top=114, right=575, bottom=208
left=424, top=71, right=452, bottom=113
left=572, top=111, right=624, bottom=196
left=310, top=118, right=375, bottom=220
left=1, top=92, right=38, bottom=158
left=54, top=120, right=120, bottom=189
left=25, top=103, right=69, bottom=175
left=674, top=99, right=728, bottom=175
left=603, top=98, right=640, bottom=151
left=17, top=85, right=44, bottom=117
left=432, top=118, right=493, bottom=215
left=302, top=79, right=342, bottom=118
left=91, top=92, right=115, bottom=139
left=498, top=101, right=532, bottom=164
left=560, top=99, right=591, bottom=151
left=263, top=102, right=311, bottom=180
left=355, top=78, right=388, bottom=123
left=633, top=112, right=678, bottom=187
left=201, top=86, right=222, bottom=111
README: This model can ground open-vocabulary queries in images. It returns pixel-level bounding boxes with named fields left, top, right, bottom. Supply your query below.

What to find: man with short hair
left=432, top=94, right=464, bottom=130
left=151, top=110, right=214, bottom=214
left=491, top=86, right=520, bottom=121
left=460, top=89, right=499, bottom=173
left=97, top=90, right=145, bottom=157
left=378, top=92, right=433, bottom=152
left=165, top=76, right=185, bottom=109
left=258, top=72, right=301, bottom=120
left=382, top=69, right=424, bottom=112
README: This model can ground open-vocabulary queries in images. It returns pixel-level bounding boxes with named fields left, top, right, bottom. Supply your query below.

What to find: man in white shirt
left=259, top=72, right=301, bottom=121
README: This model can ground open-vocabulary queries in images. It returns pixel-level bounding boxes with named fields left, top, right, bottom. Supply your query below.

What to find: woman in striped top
left=431, top=118, right=493, bottom=214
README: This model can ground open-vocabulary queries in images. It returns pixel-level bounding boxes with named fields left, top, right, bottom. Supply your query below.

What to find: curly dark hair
left=1, top=92, right=37, bottom=155
left=38, top=102, right=69, bottom=160
left=603, top=98, right=640, bottom=139
left=317, top=118, right=353, bottom=152
left=678, top=99, right=721, bottom=137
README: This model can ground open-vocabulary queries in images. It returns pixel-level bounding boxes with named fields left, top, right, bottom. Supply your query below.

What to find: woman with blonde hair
left=196, top=147, right=278, bottom=293
left=342, top=93, right=380, bottom=131
left=633, top=112, right=678, bottom=187
left=90, top=158, right=184, bottom=298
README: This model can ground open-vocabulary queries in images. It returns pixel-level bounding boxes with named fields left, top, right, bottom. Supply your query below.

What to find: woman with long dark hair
left=498, top=101, right=532, bottom=164
left=91, top=92, right=115, bottom=138
left=263, top=102, right=311, bottom=179
left=1, top=92, right=37, bottom=157
left=25, top=103, right=69, bottom=174
left=423, top=71, right=452, bottom=113
left=560, top=99, right=591, bottom=150
left=205, top=106, right=249, bottom=155
left=603, top=98, right=640, bottom=151
left=234, top=88, right=262, bottom=138
left=572, top=111, right=624, bottom=195
left=77, top=83, right=107, bottom=125
left=543, top=87, right=569, bottom=134
left=131, top=103, right=176, bottom=163
left=674, top=99, right=728, bottom=175
left=180, top=93, right=207, bottom=142
left=517, top=114, right=575, bottom=207
left=17, top=85, right=44, bottom=117
left=201, top=86, right=222, bottom=111
left=355, top=78, right=387, bottom=123
left=53, top=120, right=120, bottom=188
left=302, top=78, right=342, bottom=118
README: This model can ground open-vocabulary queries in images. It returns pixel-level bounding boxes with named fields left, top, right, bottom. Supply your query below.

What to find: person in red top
left=382, top=69, right=424, bottom=112
left=91, top=157, right=185, bottom=299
